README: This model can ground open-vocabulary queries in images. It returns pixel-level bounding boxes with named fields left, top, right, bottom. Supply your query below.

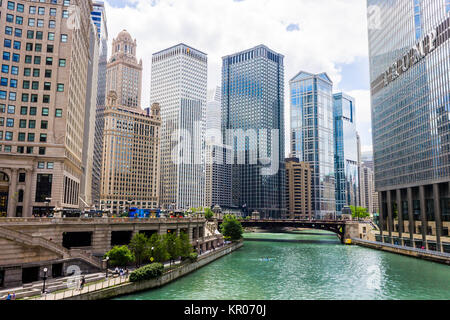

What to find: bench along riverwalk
left=27, top=241, right=243, bottom=300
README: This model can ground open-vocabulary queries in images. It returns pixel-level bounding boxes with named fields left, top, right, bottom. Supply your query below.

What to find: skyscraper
left=91, top=1, right=108, bottom=205
left=291, top=72, right=335, bottom=219
left=222, top=45, right=285, bottom=219
left=333, top=93, right=359, bottom=214
left=360, top=163, right=375, bottom=216
left=285, top=158, right=312, bottom=220
left=367, top=0, right=450, bottom=252
left=0, top=0, right=94, bottom=217
left=151, top=44, right=207, bottom=210
left=105, top=30, right=142, bottom=109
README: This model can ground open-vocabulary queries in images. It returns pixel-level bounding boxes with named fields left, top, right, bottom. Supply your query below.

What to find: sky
left=104, top=0, right=373, bottom=155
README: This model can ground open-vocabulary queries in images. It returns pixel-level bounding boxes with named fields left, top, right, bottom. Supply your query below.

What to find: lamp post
left=105, top=256, right=109, bottom=278
left=151, top=247, right=154, bottom=262
left=42, top=267, right=48, bottom=294
left=196, top=239, right=199, bottom=255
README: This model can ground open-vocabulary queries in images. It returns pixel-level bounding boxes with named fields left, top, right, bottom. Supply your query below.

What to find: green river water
left=117, top=231, right=450, bottom=300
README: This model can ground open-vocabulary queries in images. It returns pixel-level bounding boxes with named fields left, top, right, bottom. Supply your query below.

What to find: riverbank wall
left=64, top=241, right=243, bottom=300
left=352, top=239, right=450, bottom=265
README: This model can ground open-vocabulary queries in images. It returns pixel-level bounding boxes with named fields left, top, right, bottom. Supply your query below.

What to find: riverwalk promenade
left=351, top=238, right=450, bottom=265
left=20, top=241, right=243, bottom=300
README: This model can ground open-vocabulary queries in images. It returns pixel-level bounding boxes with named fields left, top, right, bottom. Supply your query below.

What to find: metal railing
left=352, top=238, right=450, bottom=258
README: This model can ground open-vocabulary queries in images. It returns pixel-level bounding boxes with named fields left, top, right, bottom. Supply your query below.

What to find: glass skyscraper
left=290, top=72, right=335, bottom=219
left=367, top=0, right=450, bottom=252
left=222, top=45, right=285, bottom=219
left=333, top=93, right=359, bottom=214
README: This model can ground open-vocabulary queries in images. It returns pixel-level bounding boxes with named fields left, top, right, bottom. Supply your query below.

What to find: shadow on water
left=244, top=238, right=340, bottom=245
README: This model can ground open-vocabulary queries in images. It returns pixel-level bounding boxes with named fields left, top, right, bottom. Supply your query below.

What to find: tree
left=204, top=207, right=214, bottom=220
left=350, top=206, right=370, bottom=220
left=104, top=245, right=134, bottom=267
left=129, top=233, right=149, bottom=268
left=164, top=232, right=180, bottom=266
left=148, top=233, right=169, bottom=263
left=220, top=214, right=243, bottom=241
left=178, top=232, right=193, bottom=259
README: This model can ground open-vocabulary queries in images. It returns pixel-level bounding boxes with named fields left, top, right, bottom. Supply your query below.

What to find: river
left=116, top=230, right=450, bottom=300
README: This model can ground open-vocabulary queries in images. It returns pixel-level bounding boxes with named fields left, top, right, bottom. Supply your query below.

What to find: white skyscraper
left=151, top=44, right=207, bottom=210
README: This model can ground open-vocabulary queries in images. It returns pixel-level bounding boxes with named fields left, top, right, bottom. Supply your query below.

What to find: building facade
left=105, top=30, right=142, bottom=109
left=368, top=0, right=450, bottom=252
left=285, top=158, right=312, bottom=220
left=360, top=163, right=375, bottom=215
left=333, top=93, right=359, bottom=214
left=0, top=0, right=94, bottom=217
left=91, top=0, right=108, bottom=206
left=222, top=45, right=286, bottom=219
left=291, top=71, right=335, bottom=219
left=80, top=19, right=99, bottom=208
left=100, top=92, right=161, bottom=215
left=151, top=44, right=207, bottom=210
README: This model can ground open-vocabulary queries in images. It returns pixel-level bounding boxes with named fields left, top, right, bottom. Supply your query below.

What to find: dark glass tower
left=367, top=0, right=450, bottom=252
left=222, top=45, right=286, bottom=219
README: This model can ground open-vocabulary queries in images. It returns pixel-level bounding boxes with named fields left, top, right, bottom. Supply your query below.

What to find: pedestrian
left=12, top=292, right=15, bottom=300
left=79, top=276, right=86, bottom=290
left=114, top=267, right=119, bottom=277
left=5, top=292, right=11, bottom=300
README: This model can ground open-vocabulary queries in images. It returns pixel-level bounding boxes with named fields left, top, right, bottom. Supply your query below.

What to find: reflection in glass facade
left=367, top=0, right=450, bottom=251
left=222, top=45, right=286, bottom=219
left=333, top=93, right=359, bottom=214
left=291, top=72, right=335, bottom=219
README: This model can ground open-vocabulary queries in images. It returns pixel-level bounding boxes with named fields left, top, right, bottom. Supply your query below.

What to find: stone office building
left=367, top=0, right=450, bottom=252
left=0, top=0, right=95, bottom=217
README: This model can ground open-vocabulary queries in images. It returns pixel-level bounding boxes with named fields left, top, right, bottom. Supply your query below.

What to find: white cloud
left=105, top=0, right=371, bottom=154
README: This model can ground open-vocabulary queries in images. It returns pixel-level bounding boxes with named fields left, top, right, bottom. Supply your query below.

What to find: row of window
left=6, top=0, right=72, bottom=12
left=2, top=65, right=58, bottom=77
left=1, top=79, right=64, bottom=91
left=0, top=131, right=48, bottom=142
left=0, top=144, right=46, bottom=155
left=0, top=118, right=49, bottom=129
left=7, top=14, right=64, bottom=27
left=0, top=90, right=60, bottom=103
left=5, top=27, right=69, bottom=42
left=0, top=104, right=63, bottom=117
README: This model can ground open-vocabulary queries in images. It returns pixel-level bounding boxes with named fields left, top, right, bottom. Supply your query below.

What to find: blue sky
left=104, top=0, right=372, bottom=153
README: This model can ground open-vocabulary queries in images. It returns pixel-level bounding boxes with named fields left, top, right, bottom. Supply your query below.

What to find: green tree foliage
left=129, top=263, right=164, bottom=282
left=104, top=245, right=134, bottom=267
left=164, top=232, right=180, bottom=266
left=350, top=206, right=370, bottom=220
left=129, top=233, right=149, bottom=268
left=220, top=214, right=244, bottom=241
left=178, top=232, right=193, bottom=259
left=148, top=233, right=169, bottom=263
left=204, top=207, right=214, bottom=220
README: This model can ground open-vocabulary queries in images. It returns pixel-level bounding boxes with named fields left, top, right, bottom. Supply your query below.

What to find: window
left=17, top=146, right=24, bottom=153
left=34, top=56, right=41, bottom=65
left=26, top=147, right=33, bottom=154
left=5, top=131, right=13, bottom=141
left=36, top=32, right=43, bottom=40
left=5, top=27, right=13, bottom=36
left=35, top=44, right=42, bottom=52
left=30, top=94, right=37, bottom=102
left=47, top=162, right=54, bottom=169
left=3, top=52, right=11, bottom=61
left=10, top=79, right=17, bottom=88
left=13, top=41, right=21, bottom=50
left=6, top=118, right=14, bottom=127
left=48, top=33, right=55, bottom=41
left=0, top=105, right=4, bottom=113
left=0, top=117, right=4, bottom=126
left=7, top=105, right=15, bottom=114
left=7, top=2, right=15, bottom=10
left=19, top=119, right=26, bottom=128
left=59, top=59, right=66, bottom=67
left=61, top=34, right=68, bottom=43
left=28, top=120, right=35, bottom=128
left=39, top=147, right=45, bottom=155
left=32, top=81, right=38, bottom=90
left=37, top=162, right=45, bottom=169
left=0, top=91, right=6, bottom=100
left=25, top=55, right=32, bottom=63
left=42, top=107, right=49, bottom=116
left=38, top=7, right=45, bottom=15
left=0, top=78, right=7, bottom=86
left=28, top=18, right=35, bottom=27
left=6, top=14, right=14, bottom=23
left=47, top=45, right=53, bottom=53
left=19, top=173, right=26, bottom=183
left=40, top=120, right=47, bottom=129
left=50, top=8, right=57, bottom=17
left=37, top=19, right=44, bottom=27
left=64, top=0, right=70, bottom=6
left=20, top=106, right=27, bottom=115
left=15, top=16, right=23, bottom=25
left=57, top=83, right=64, bottom=92
left=62, top=10, right=69, bottom=18
left=35, top=174, right=52, bottom=203
left=44, top=70, right=51, bottom=78
left=4, top=146, right=11, bottom=152
left=55, top=109, right=62, bottom=117
left=46, top=57, right=53, bottom=65
left=4, top=39, right=12, bottom=48
left=1, top=65, right=9, bottom=73
left=17, top=4, right=24, bottom=13
left=44, top=82, right=50, bottom=90
left=24, top=68, right=31, bottom=76
left=30, top=107, right=37, bottom=115
left=18, top=133, right=25, bottom=142
left=27, top=133, right=35, bottom=142
left=26, top=43, right=33, bottom=51
left=11, top=66, right=18, bottom=75
left=49, top=21, right=56, bottom=29
left=39, top=133, right=47, bottom=142
left=29, top=6, right=36, bottom=15
left=9, top=92, right=16, bottom=101
left=27, top=30, right=34, bottom=39
left=14, top=28, right=22, bottom=38
left=43, top=95, right=50, bottom=103
left=21, top=93, right=28, bottom=102
left=12, top=54, right=19, bottom=63
left=33, top=69, right=40, bottom=77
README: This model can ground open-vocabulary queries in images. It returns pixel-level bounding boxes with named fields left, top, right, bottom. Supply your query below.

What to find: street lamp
left=42, top=267, right=48, bottom=294
left=105, top=256, right=110, bottom=278
left=151, top=247, right=154, bottom=262
left=196, top=239, right=199, bottom=255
